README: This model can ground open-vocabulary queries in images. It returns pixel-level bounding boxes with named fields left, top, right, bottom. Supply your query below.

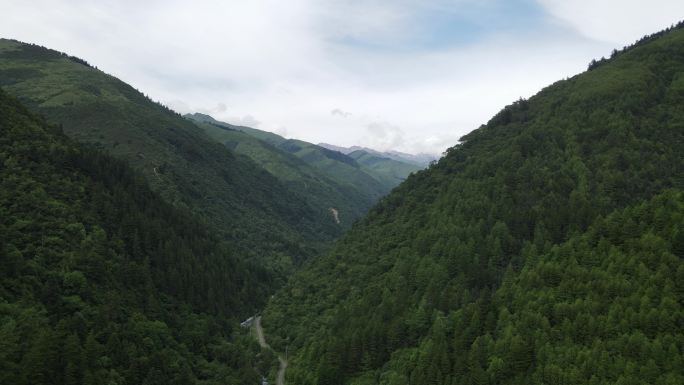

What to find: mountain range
left=2, top=20, right=684, bottom=385
left=0, top=38, right=426, bottom=279
left=317, top=143, right=437, bottom=167
left=0, top=38, right=426, bottom=384
left=186, top=113, right=424, bottom=201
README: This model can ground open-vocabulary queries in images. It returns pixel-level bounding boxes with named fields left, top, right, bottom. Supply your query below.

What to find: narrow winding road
left=255, top=316, right=288, bottom=385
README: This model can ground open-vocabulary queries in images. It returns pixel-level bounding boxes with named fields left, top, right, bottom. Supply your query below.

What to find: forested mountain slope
left=0, top=39, right=340, bottom=276
left=186, top=113, right=417, bottom=199
left=346, top=149, right=424, bottom=188
left=188, top=116, right=378, bottom=228
left=0, top=89, right=273, bottom=385
left=263, top=24, right=684, bottom=385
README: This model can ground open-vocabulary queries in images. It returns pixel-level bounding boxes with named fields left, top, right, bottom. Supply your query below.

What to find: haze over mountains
left=1, top=14, right=684, bottom=385
left=185, top=112, right=423, bottom=213
left=317, top=143, right=438, bottom=167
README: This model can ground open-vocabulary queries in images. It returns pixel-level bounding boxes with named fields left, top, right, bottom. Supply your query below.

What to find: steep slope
left=461, top=191, right=684, bottom=385
left=263, top=24, right=684, bottom=385
left=0, top=39, right=338, bottom=276
left=347, top=149, right=424, bottom=188
left=0, top=89, right=272, bottom=385
left=190, top=117, right=378, bottom=228
left=186, top=113, right=406, bottom=197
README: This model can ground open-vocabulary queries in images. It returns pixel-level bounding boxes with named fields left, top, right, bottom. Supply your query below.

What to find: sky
left=1, top=1, right=683, bottom=155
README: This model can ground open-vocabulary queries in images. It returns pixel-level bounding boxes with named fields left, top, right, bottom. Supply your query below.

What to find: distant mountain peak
left=184, top=112, right=218, bottom=122
left=317, top=143, right=438, bottom=166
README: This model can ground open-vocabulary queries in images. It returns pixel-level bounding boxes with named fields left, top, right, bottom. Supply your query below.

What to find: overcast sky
left=1, top=1, right=683, bottom=155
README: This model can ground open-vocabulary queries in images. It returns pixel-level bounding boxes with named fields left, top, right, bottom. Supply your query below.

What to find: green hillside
left=186, top=113, right=414, bottom=198
left=189, top=116, right=378, bottom=228
left=318, top=143, right=437, bottom=168
left=347, top=149, right=423, bottom=188
left=0, top=89, right=275, bottom=385
left=0, top=39, right=339, bottom=276
left=262, top=24, right=684, bottom=385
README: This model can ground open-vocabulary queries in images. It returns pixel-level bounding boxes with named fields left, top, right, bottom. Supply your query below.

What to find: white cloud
left=331, top=108, right=352, bottom=118
left=365, top=121, right=405, bottom=150
left=194, top=102, right=229, bottom=115
left=228, top=115, right=261, bottom=128
left=537, top=0, right=684, bottom=44
left=0, top=1, right=673, bottom=154
left=274, top=126, right=289, bottom=137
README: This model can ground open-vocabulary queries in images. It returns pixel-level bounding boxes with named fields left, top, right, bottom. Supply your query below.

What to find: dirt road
left=255, top=316, right=287, bottom=385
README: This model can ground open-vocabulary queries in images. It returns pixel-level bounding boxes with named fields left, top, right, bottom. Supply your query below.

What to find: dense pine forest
left=0, top=89, right=276, bottom=384
left=0, top=36, right=424, bottom=385
left=0, top=38, right=348, bottom=280
left=262, top=23, right=684, bottom=385
left=2, top=8, right=684, bottom=385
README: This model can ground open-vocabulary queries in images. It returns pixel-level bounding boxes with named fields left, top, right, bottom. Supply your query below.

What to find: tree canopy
left=263, top=22, right=684, bottom=385
left=0, top=88, right=272, bottom=384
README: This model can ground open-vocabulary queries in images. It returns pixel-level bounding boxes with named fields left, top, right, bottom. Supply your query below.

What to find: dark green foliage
left=263, top=26, right=684, bottom=384
left=318, top=147, right=357, bottom=166
left=186, top=113, right=419, bottom=204
left=0, top=39, right=342, bottom=280
left=347, top=150, right=423, bottom=188
left=0, top=89, right=270, bottom=384
left=588, top=20, right=684, bottom=70
left=190, top=117, right=380, bottom=229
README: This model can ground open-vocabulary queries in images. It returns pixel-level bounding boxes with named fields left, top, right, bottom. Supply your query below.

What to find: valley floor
left=255, top=316, right=288, bottom=385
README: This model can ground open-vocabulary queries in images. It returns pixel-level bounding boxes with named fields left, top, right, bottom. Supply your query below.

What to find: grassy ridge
left=186, top=113, right=419, bottom=203
left=191, top=118, right=375, bottom=228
